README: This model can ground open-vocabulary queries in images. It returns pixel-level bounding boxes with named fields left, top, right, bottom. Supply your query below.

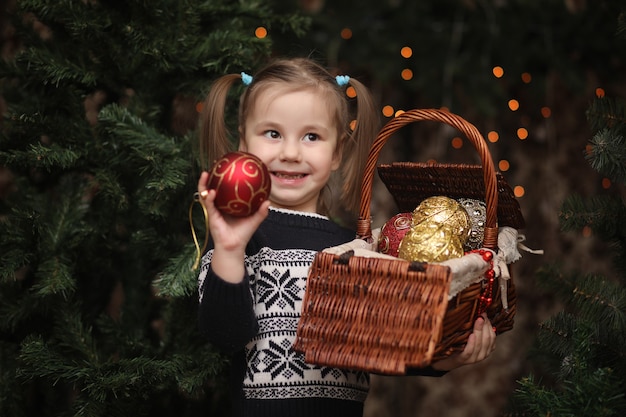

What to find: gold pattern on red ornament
left=398, top=196, right=471, bottom=263
left=378, top=212, right=412, bottom=257
left=208, top=151, right=271, bottom=217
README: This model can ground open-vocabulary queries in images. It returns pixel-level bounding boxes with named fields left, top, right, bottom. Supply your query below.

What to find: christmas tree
left=507, top=98, right=626, bottom=416
left=4, top=0, right=626, bottom=416
left=0, top=1, right=307, bottom=416
left=506, top=18, right=626, bottom=414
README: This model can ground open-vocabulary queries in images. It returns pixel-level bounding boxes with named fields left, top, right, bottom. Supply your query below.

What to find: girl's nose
left=279, top=139, right=302, bottom=162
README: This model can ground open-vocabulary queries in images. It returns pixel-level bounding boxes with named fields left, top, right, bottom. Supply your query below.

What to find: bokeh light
left=541, top=107, right=551, bottom=118
left=582, top=225, right=592, bottom=238
left=346, top=86, right=357, bottom=98
left=492, top=66, right=504, bottom=78
left=513, top=185, right=525, bottom=197
left=395, top=110, right=405, bottom=117
left=255, top=27, right=267, bottom=38
left=340, top=28, right=353, bottom=39
left=517, top=127, right=529, bottom=140
left=498, top=160, right=510, bottom=171
left=382, top=105, right=394, bottom=117
left=401, top=46, right=413, bottom=58
left=596, top=87, right=605, bottom=98
left=508, top=99, right=520, bottom=111
left=350, top=120, right=357, bottom=131
left=401, top=68, right=413, bottom=80
left=521, top=72, right=532, bottom=83
left=487, top=131, right=499, bottom=143
left=602, top=178, right=611, bottom=189
left=451, top=137, right=463, bottom=149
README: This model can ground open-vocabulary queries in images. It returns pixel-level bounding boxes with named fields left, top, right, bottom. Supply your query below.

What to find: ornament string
left=189, top=192, right=210, bottom=270
left=471, top=249, right=495, bottom=318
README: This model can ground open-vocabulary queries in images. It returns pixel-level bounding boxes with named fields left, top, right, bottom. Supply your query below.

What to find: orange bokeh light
left=517, top=127, right=529, bottom=140
left=602, top=178, right=611, bottom=189
left=340, top=28, right=353, bottom=39
left=401, top=46, right=413, bottom=58
left=395, top=110, right=405, bottom=117
left=521, top=72, right=532, bottom=83
left=596, top=87, right=605, bottom=98
left=346, top=86, right=357, bottom=98
left=492, top=66, right=504, bottom=78
left=508, top=99, right=520, bottom=111
left=401, top=68, right=413, bottom=80
left=382, top=105, right=394, bottom=117
left=541, top=107, right=551, bottom=118
left=498, top=160, right=510, bottom=171
left=255, top=27, right=268, bottom=38
left=451, top=137, right=463, bottom=149
left=487, top=131, right=499, bottom=143
left=513, top=185, right=525, bottom=198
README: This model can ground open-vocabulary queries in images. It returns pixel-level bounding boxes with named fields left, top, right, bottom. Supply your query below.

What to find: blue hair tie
left=335, top=75, right=350, bottom=86
left=241, top=72, right=253, bottom=86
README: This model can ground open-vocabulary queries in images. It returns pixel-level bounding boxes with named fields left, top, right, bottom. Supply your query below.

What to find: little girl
left=196, top=57, right=496, bottom=417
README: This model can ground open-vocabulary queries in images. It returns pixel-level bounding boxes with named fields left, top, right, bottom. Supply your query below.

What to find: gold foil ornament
left=398, top=196, right=471, bottom=263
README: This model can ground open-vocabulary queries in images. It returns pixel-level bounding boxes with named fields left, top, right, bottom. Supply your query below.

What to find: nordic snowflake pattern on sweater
left=242, top=247, right=369, bottom=401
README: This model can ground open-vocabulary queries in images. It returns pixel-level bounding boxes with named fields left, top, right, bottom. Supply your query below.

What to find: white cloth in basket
left=322, top=226, right=535, bottom=306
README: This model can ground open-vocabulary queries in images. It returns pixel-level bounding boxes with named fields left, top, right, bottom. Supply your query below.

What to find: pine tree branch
left=559, top=194, right=626, bottom=240
left=586, top=130, right=626, bottom=187
left=572, top=274, right=626, bottom=333
left=153, top=245, right=199, bottom=298
left=586, top=97, right=626, bottom=132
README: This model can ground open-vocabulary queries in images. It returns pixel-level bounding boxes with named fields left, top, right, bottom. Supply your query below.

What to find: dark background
left=1, top=0, right=624, bottom=416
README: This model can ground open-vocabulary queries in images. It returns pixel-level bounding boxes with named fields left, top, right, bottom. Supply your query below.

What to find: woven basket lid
left=377, top=162, right=526, bottom=230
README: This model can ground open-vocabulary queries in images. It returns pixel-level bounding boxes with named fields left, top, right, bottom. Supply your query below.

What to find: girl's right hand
left=197, top=171, right=270, bottom=283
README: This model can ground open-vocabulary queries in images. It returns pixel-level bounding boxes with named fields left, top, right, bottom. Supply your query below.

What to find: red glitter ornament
left=377, top=212, right=412, bottom=257
left=207, top=151, right=271, bottom=217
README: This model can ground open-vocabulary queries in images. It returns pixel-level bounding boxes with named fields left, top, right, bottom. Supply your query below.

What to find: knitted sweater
left=197, top=208, right=445, bottom=417
left=197, top=208, right=367, bottom=417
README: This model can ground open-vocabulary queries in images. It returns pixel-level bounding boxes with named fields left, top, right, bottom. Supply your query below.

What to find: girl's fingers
left=197, top=171, right=210, bottom=196
left=476, top=314, right=496, bottom=359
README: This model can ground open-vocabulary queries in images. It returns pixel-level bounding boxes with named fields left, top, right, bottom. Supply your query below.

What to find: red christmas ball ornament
left=207, top=151, right=271, bottom=217
left=377, top=212, right=412, bottom=257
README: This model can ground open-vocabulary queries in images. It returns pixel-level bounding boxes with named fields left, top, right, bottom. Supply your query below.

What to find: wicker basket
left=293, top=109, right=525, bottom=375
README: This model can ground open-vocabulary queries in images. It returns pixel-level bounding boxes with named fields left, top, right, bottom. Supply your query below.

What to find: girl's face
left=240, top=87, right=341, bottom=213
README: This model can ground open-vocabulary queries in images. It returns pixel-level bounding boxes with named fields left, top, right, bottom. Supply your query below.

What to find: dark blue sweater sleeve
left=197, top=267, right=259, bottom=352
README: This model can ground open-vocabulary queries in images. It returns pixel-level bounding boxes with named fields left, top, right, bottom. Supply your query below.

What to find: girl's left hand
left=431, top=313, right=496, bottom=371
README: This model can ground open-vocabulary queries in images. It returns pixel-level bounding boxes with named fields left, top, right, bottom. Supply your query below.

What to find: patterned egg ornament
left=457, top=198, right=487, bottom=250
left=398, top=196, right=471, bottom=263
left=208, top=151, right=271, bottom=217
left=377, top=212, right=412, bottom=257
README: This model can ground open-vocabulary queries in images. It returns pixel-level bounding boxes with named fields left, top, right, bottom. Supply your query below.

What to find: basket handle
left=356, top=108, right=499, bottom=249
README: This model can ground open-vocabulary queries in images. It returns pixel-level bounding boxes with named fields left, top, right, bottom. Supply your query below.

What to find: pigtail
left=198, top=73, right=242, bottom=170
left=340, top=78, right=380, bottom=215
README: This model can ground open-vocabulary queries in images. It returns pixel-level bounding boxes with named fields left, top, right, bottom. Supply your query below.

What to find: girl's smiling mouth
left=272, top=171, right=307, bottom=180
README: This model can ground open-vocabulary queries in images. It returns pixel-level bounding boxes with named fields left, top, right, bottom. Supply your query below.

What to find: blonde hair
left=198, top=57, right=380, bottom=216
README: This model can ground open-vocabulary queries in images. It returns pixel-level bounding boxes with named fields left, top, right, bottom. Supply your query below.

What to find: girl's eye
left=303, top=133, right=319, bottom=142
left=263, top=130, right=280, bottom=139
